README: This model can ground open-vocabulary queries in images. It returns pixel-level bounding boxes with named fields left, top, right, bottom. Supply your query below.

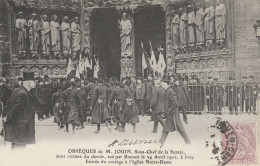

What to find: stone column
left=0, top=0, right=11, bottom=77
left=164, top=5, right=175, bottom=76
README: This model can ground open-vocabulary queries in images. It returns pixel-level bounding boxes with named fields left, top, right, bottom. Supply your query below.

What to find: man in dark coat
left=206, top=77, right=224, bottom=115
left=225, top=78, right=239, bottom=115
left=135, top=77, right=146, bottom=116
left=1, top=72, right=36, bottom=150
left=241, top=76, right=248, bottom=113
left=0, top=77, right=12, bottom=116
left=144, top=74, right=154, bottom=115
left=245, top=76, right=258, bottom=114
left=150, top=79, right=165, bottom=133
left=160, top=75, right=191, bottom=147
left=35, top=78, right=52, bottom=120
left=172, top=76, right=192, bottom=122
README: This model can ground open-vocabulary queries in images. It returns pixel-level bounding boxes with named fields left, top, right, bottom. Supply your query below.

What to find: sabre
left=0, top=101, right=6, bottom=146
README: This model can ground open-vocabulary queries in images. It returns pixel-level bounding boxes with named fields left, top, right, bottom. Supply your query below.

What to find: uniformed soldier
left=241, top=76, right=248, bottom=113
left=90, top=76, right=111, bottom=133
left=225, top=77, right=239, bottom=115
left=1, top=72, right=36, bottom=150
left=135, top=77, right=145, bottom=116
left=107, top=77, right=117, bottom=122
left=109, top=81, right=126, bottom=130
left=61, top=78, right=81, bottom=134
left=245, top=76, right=258, bottom=114
left=52, top=86, right=63, bottom=129
left=149, top=79, right=165, bottom=133
left=85, top=77, right=96, bottom=122
left=76, top=80, right=88, bottom=129
left=160, top=75, right=191, bottom=147
left=119, top=78, right=139, bottom=133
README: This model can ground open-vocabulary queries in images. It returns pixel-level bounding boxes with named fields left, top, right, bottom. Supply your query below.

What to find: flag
left=142, top=51, right=147, bottom=77
left=78, top=58, right=85, bottom=74
left=76, top=64, right=80, bottom=79
left=66, top=57, right=74, bottom=76
left=149, top=41, right=158, bottom=76
left=157, top=47, right=166, bottom=77
left=93, top=60, right=100, bottom=78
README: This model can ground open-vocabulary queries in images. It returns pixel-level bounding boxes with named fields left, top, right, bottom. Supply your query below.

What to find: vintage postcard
left=0, top=0, right=259, bottom=166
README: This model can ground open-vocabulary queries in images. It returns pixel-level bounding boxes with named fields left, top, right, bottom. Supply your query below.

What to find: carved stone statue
left=28, top=13, right=40, bottom=57
left=61, top=16, right=71, bottom=55
left=215, top=0, right=226, bottom=41
left=40, top=14, right=50, bottom=55
left=50, top=15, right=61, bottom=57
left=205, top=0, right=214, bottom=41
left=119, top=13, right=133, bottom=57
left=71, top=17, right=81, bottom=53
left=187, top=5, right=196, bottom=45
left=171, top=9, right=180, bottom=48
left=16, top=12, right=27, bottom=56
left=179, top=7, right=188, bottom=46
left=195, top=3, right=205, bottom=44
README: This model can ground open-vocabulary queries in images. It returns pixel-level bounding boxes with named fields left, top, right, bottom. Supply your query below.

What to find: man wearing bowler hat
left=1, top=72, right=36, bottom=150
left=159, top=75, right=191, bottom=147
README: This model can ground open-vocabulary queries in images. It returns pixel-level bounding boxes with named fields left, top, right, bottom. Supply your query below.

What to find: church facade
left=0, top=0, right=259, bottom=82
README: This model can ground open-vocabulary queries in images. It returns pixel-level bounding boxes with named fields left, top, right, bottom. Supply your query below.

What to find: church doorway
left=91, top=8, right=121, bottom=79
left=134, top=5, right=166, bottom=78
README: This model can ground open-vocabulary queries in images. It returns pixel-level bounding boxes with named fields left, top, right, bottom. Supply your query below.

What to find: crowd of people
left=0, top=72, right=259, bottom=149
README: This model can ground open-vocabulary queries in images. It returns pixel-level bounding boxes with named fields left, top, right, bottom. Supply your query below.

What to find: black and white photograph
left=0, top=0, right=259, bottom=166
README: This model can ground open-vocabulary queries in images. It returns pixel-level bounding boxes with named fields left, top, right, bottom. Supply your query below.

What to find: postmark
left=206, top=118, right=238, bottom=166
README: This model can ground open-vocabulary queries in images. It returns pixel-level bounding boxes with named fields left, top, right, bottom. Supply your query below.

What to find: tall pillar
left=164, top=5, right=175, bottom=76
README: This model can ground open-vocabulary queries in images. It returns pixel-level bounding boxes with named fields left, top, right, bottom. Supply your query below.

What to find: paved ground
left=0, top=106, right=259, bottom=166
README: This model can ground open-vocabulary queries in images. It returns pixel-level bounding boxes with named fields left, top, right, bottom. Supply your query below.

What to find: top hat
left=242, top=76, right=247, bottom=79
left=23, top=72, right=34, bottom=81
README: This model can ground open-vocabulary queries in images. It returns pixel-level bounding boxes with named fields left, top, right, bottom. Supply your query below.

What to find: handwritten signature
left=108, top=139, right=161, bottom=147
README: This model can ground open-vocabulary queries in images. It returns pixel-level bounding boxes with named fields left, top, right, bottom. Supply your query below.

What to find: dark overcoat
left=163, top=86, right=185, bottom=132
left=225, top=84, right=240, bottom=107
left=2, top=86, right=35, bottom=145
left=150, top=86, right=165, bottom=113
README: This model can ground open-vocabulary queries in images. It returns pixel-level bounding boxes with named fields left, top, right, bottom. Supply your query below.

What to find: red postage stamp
left=228, top=121, right=257, bottom=165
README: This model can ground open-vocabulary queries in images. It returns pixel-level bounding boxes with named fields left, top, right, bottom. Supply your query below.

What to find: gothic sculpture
left=61, top=16, right=71, bottom=55
left=215, top=0, right=226, bottom=48
left=171, top=9, right=180, bottom=49
left=40, top=14, right=51, bottom=56
left=28, top=13, right=40, bottom=58
left=71, top=17, right=81, bottom=53
left=119, top=13, right=132, bottom=58
left=50, top=15, right=61, bottom=58
left=16, top=11, right=27, bottom=58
